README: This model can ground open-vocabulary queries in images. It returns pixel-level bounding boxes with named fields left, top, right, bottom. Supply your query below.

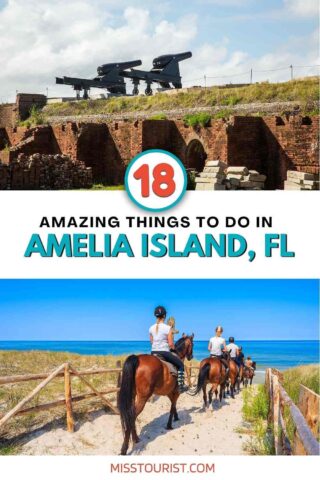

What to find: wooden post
left=64, top=363, right=74, bottom=433
left=116, top=361, right=122, bottom=388
left=0, top=363, right=66, bottom=430
left=69, top=365, right=119, bottom=414
left=298, top=385, right=319, bottom=438
left=273, top=374, right=282, bottom=455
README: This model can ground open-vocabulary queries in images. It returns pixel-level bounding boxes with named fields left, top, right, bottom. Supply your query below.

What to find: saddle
left=152, top=353, right=178, bottom=377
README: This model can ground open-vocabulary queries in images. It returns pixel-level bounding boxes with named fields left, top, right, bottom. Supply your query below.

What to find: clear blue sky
left=0, top=280, right=318, bottom=341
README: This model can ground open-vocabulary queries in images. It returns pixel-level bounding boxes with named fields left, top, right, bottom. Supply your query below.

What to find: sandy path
left=21, top=390, right=250, bottom=456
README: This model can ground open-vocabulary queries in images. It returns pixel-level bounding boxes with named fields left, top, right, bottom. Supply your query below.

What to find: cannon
left=56, top=59, right=142, bottom=99
left=121, top=51, right=192, bottom=95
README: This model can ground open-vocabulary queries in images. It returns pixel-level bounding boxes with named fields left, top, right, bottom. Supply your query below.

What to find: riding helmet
left=154, top=306, right=167, bottom=318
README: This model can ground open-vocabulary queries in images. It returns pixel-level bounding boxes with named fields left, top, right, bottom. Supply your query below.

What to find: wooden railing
left=0, top=362, right=122, bottom=433
left=265, top=368, right=319, bottom=455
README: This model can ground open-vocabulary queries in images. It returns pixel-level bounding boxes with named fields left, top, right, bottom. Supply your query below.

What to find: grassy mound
left=44, top=77, right=319, bottom=118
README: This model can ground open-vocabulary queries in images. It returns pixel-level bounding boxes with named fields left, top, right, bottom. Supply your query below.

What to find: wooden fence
left=265, top=368, right=319, bottom=455
left=0, top=362, right=122, bottom=433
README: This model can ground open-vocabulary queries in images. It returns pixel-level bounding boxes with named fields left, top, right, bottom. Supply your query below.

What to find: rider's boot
left=177, top=371, right=189, bottom=393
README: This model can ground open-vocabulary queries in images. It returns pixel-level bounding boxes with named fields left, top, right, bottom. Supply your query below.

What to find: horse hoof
left=166, top=425, right=173, bottom=430
left=133, top=437, right=140, bottom=444
left=174, top=417, right=179, bottom=422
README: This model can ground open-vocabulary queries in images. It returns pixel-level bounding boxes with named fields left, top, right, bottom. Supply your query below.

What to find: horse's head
left=252, top=361, right=256, bottom=370
left=175, top=333, right=194, bottom=361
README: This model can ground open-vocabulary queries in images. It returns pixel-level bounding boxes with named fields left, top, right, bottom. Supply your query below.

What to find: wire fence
left=182, top=64, right=320, bottom=88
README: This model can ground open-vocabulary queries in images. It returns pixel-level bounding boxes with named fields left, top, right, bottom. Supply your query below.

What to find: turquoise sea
left=0, top=340, right=318, bottom=372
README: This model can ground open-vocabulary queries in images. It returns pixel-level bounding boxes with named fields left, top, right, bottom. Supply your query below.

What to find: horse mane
left=175, top=335, right=192, bottom=353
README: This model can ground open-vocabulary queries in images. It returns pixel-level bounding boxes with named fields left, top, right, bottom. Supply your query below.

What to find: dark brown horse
left=193, top=356, right=228, bottom=407
left=118, top=334, right=194, bottom=455
left=243, top=361, right=256, bottom=387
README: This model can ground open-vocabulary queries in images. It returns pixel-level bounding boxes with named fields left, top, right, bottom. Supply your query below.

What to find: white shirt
left=149, top=323, right=171, bottom=351
left=227, top=342, right=239, bottom=358
left=209, top=336, right=225, bottom=356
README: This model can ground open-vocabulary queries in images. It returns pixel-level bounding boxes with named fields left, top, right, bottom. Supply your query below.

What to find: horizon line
left=0, top=339, right=318, bottom=342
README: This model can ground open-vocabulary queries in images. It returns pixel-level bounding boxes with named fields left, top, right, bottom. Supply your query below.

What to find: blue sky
left=0, top=0, right=318, bottom=102
left=0, top=280, right=318, bottom=341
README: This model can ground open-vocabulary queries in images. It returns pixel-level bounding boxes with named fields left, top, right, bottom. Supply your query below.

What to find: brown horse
left=193, top=356, right=228, bottom=407
left=118, top=334, right=194, bottom=455
left=243, top=361, right=256, bottom=387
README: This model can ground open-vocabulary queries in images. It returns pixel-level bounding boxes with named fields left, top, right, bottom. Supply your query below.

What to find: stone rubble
left=195, top=160, right=266, bottom=190
left=0, top=153, right=93, bottom=190
left=284, top=170, right=319, bottom=191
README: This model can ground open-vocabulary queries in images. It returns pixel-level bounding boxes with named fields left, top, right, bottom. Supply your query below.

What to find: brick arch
left=184, top=138, right=207, bottom=171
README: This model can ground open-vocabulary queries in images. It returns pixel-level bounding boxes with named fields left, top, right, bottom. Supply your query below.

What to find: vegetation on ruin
left=18, top=105, right=45, bottom=127
left=183, top=112, right=211, bottom=127
left=41, top=77, right=319, bottom=121
left=149, top=113, right=168, bottom=120
left=90, top=184, right=125, bottom=190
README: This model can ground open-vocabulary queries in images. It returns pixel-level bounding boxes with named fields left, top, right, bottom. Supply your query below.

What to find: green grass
left=18, top=105, right=46, bottom=127
left=90, top=184, right=125, bottom=190
left=183, top=112, right=211, bottom=127
left=241, top=385, right=275, bottom=455
left=149, top=113, right=167, bottom=120
left=42, top=77, right=319, bottom=119
left=282, top=364, right=320, bottom=443
left=282, top=364, right=319, bottom=404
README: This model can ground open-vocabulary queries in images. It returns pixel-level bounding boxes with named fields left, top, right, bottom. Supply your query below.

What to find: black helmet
left=154, top=306, right=167, bottom=318
left=229, top=336, right=234, bottom=343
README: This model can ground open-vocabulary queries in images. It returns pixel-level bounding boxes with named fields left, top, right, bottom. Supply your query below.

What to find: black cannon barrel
left=152, top=51, right=192, bottom=69
left=97, top=59, right=142, bottom=76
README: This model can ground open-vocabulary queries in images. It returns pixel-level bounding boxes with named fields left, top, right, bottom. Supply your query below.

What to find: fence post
left=273, top=375, right=282, bottom=455
left=64, top=363, right=74, bottom=433
left=116, top=360, right=122, bottom=388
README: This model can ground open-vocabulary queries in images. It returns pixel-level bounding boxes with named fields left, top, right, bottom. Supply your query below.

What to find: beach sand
left=21, top=386, right=251, bottom=456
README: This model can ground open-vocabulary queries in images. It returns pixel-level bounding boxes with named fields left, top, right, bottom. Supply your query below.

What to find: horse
left=243, top=361, right=256, bottom=387
left=118, top=334, right=194, bottom=455
left=193, top=356, right=228, bottom=407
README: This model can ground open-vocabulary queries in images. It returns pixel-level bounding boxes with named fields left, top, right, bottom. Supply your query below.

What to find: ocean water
left=0, top=340, right=318, bottom=371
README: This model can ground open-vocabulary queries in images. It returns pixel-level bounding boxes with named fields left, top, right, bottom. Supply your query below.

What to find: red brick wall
left=1, top=115, right=318, bottom=188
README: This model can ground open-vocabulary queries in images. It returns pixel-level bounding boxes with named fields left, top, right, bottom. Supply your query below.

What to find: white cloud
left=0, top=0, right=318, bottom=102
left=284, top=0, right=319, bottom=17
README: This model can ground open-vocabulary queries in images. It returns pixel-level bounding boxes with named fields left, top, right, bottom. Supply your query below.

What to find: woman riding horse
left=149, top=306, right=188, bottom=393
left=118, top=306, right=194, bottom=455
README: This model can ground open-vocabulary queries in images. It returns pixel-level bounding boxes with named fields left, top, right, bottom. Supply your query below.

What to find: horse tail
left=118, top=354, right=139, bottom=438
left=193, top=363, right=210, bottom=395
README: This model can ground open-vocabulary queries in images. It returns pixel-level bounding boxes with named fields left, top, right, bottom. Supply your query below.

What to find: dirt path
left=20, top=388, right=250, bottom=456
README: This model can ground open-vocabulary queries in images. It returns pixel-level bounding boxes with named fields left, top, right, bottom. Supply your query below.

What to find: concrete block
left=287, top=170, right=317, bottom=181
left=205, top=160, right=228, bottom=169
left=226, top=166, right=249, bottom=175
left=199, top=172, right=225, bottom=180
left=196, top=182, right=226, bottom=191
left=203, top=166, right=225, bottom=174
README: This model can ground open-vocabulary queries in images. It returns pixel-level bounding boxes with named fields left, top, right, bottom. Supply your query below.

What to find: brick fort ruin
left=0, top=94, right=319, bottom=189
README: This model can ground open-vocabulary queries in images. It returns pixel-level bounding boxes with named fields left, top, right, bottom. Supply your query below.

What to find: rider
left=245, top=356, right=255, bottom=373
left=227, top=337, right=240, bottom=366
left=237, top=346, right=245, bottom=366
left=208, top=326, right=229, bottom=373
left=149, top=306, right=188, bottom=393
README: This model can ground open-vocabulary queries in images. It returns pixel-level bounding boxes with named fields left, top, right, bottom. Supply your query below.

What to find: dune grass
left=282, top=364, right=320, bottom=404
left=241, top=385, right=274, bottom=455
left=0, top=350, right=127, bottom=452
left=44, top=77, right=319, bottom=118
